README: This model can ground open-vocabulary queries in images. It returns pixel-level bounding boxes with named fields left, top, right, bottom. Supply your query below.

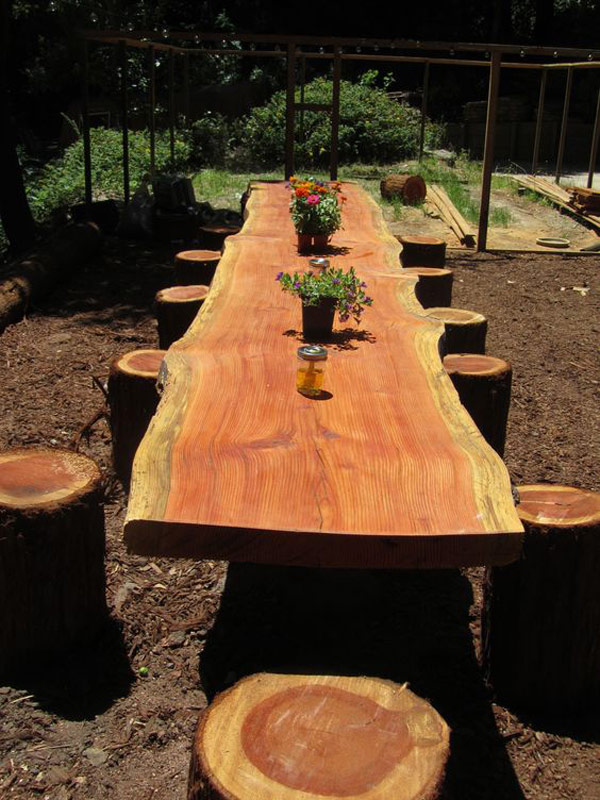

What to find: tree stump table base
left=402, top=267, right=453, bottom=309
left=175, top=250, right=221, bottom=286
left=188, top=673, right=449, bottom=800
left=483, top=484, right=600, bottom=713
left=108, top=349, right=166, bottom=485
left=443, top=354, right=512, bottom=456
left=155, top=285, right=210, bottom=349
left=422, top=307, right=487, bottom=355
left=0, top=448, right=106, bottom=676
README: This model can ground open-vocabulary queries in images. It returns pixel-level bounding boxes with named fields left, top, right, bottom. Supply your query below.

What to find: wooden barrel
left=188, top=673, right=450, bottom=800
left=0, top=448, right=106, bottom=675
left=398, top=235, right=446, bottom=267
left=402, top=267, right=453, bottom=308
left=108, top=349, right=166, bottom=484
left=174, top=250, right=221, bottom=286
left=423, top=307, right=487, bottom=354
left=443, top=354, right=512, bottom=456
left=155, top=285, right=209, bottom=349
left=483, top=484, right=600, bottom=713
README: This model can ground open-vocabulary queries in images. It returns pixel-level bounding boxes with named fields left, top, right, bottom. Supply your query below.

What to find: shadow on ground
left=200, top=564, right=525, bottom=800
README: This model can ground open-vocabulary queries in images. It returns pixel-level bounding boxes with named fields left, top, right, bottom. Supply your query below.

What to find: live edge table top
left=125, top=181, right=523, bottom=569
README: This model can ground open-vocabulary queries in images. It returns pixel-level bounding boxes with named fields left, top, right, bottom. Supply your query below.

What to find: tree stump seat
left=483, top=484, right=600, bottom=713
left=397, top=235, right=446, bottom=267
left=402, top=267, right=453, bottom=309
left=0, top=448, right=106, bottom=676
left=108, top=349, right=166, bottom=485
left=188, top=673, right=450, bottom=800
left=155, top=285, right=209, bottom=349
left=199, top=225, right=241, bottom=252
left=422, top=307, right=487, bottom=354
left=174, top=250, right=221, bottom=286
left=443, top=354, right=512, bottom=456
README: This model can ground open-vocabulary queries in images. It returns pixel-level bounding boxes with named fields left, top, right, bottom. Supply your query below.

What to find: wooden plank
left=513, top=175, right=600, bottom=232
left=125, top=182, right=522, bottom=569
left=428, top=185, right=476, bottom=247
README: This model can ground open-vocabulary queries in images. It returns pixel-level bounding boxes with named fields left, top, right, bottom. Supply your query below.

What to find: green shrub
left=240, top=76, right=444, bottom=167
left=27, top=127, right=191, bottom=222
left=188, top=112, right=230, bottom=167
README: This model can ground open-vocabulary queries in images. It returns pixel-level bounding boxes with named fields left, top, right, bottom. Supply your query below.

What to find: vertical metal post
left=555, top=66, right=573, bottom=184
left=477, top=50, right=502, bottom=252
left=586, top=87, right=600, bottom=189
left=532, top=68, right=547, bottom=175
left=419, top=60, right=430, bottom=162
left=148, top=45, right=156, bottom=178
left=285, top=42, right=296, bottom=179
left=119, top=40, right=130, bottom=204
left=168, top=49, right=175, bottom=167
left=330, top=47, right=342, bottom=181
left=81, top=39, right=92, bottom=204
left=184, top=53, right=191, bottom=125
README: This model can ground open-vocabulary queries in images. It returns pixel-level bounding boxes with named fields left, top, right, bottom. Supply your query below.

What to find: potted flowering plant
left=288, top=177, right=343, bottom=253
left=276, top=265, right=373, bottom=340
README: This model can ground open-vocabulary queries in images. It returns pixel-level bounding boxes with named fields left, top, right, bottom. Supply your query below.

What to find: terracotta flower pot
left=302, top=298, right=336, bottom=341
left=297, top=233, right=312, bottom=253
left=312, top=234, right=329, bottom=252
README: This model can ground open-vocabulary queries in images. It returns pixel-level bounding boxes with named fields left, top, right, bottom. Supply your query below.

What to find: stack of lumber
left=512, top=175, right=600, bottom=234
left=566, top=186, right=600, bottom=215
left=427, top=185, right=476, bottom=247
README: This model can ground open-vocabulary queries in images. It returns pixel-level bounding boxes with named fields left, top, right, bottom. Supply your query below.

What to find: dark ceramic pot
left=297, top=233, right=312, bottom=253
left=302, top=297, right=336, bottom=341
left=312, top=234, right=329, bottom=251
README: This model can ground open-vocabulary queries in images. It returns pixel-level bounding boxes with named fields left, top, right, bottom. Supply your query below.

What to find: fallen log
left=380, top=174, right=427, bottom=204
left=0, top=222, right=102, bottom=333
left=188, top=673, right=450, bottom=800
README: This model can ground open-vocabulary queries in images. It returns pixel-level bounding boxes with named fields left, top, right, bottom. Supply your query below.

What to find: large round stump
left=380, top=174, right=427, bottom=205
left=423, top=307, right=487, bottom=355
left=482, top=484, right=600, bottom=714
left=108, top=349, right=166, bottom=484
left=0, top=448, right=106, bottom=675
left=155, top=285, right=209, bottom=349
left=402, top=267, right=453, bottom=309
left=174, top=250, right=221, bottom=286
left=199, top=225, right=241, bottom=252
left=188, top=673, right=449, bottom=800
left=443, top=354, right=512, bottom=456
left=398, top=235, right=446, bottom=267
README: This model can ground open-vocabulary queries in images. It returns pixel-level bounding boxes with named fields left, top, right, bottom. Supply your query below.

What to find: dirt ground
left=0, top=211, right=599, bottom=799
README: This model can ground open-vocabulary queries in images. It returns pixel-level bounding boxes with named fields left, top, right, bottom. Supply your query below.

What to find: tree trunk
left=0, top=448, right=106, bottom=676
left=402, top=267, right=453, bottom=308
left=0, top=222, right=102, bottom=333
left=398, top=235, right=446, bottom=267
left=188, top=673, right=449, bottom=800
left=443, top=354, right=511, bottom=456
left=482, top=484, right=600, bottom=714
left=155, top=285, right=209, bottom=349
left=380, top=174, right=427, bottom=204
left=423, top=307, right=487, bottom=354
left=174, top=249, right=221, bottom=286
left=108, top=349, right=166, bottom=485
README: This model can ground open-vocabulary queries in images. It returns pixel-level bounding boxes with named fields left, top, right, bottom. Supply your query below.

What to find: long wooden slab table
left=125, top=182, right=523, bottom=568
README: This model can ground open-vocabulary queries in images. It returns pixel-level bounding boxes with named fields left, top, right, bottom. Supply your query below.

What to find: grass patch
left=490, top=207, right=512, bottom=226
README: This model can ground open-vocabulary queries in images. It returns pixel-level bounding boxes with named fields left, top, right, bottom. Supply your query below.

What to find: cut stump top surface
left=398, top=235, right=445, bottom=246
left=443, top=354, right=510, bottom=376
left=517, top=484, right=600, bottom=528
left=125, top=182, right=522, bottom=568
left=0, top=448, right=101, bottom=509
left=423, top=307, right=486, bottom=325
left=194, top=673, right=449, bottom=800
left=402, top=267, right=453, bottom=277
left=114, top=349, right=166, bottom=378
left=175, top=250, right=221, bottom=263
left=157, top=286, right=210, bottom=303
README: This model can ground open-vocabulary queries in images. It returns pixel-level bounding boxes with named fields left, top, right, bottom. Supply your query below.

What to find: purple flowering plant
left=276, top=265, right=373, bottom=323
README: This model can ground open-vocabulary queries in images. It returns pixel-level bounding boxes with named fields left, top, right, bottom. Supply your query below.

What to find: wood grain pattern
left=125, top=182, right=522, bottom=567
left=188, top=673, right=449, bottom=800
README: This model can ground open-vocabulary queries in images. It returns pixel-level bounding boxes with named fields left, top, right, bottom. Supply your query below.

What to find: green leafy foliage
left=26, top=127, right=191, bottom=222
left=241, top=76, right=444, bottom=168
left=188, top=113, right=230, bottom=168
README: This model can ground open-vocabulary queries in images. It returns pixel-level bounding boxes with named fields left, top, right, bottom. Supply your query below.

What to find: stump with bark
left=188, top=673, right=450, bottom=800
left=402, top=267, right=453, bottom=309
left=199, top=225, right=241, bottom=252
left=482, top=484, right=600, bottom=713
left=443, top=354, right=512, bottom=456
left=0, top=448, right=106, bottom=675
left=423, top=307, right=487, bottom=354
left=380, top=174, right=427, bottom=204
left=398, top=235, right=446, bottom=267
left=155, top=285, right=209, bottom=349
left=108, top=349, right=166, bottom=484
left=174, top=250, right=221, bottom=286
